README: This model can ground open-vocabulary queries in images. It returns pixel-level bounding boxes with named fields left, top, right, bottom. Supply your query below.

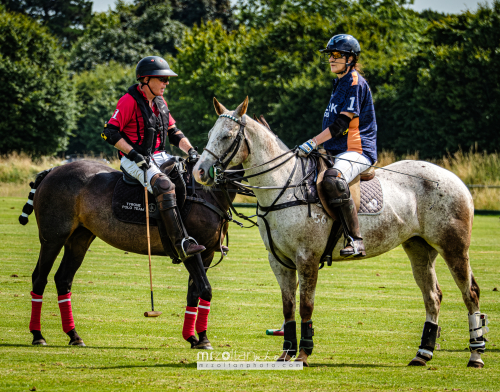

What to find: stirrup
left=340, top=235, right=364, bottom=257
left=181, top=236, right=199, bottom=259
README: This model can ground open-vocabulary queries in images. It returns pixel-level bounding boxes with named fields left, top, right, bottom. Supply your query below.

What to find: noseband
left=204, top=113, right=250, bottom=184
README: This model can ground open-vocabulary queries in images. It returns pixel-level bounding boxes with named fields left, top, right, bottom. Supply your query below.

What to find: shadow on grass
left=439, top=348, right=500, bottom=353
left=0, top=343, right=171, bottom=350
left=309, top=363, right=396, bottom=368
left=76, top=363, right=197, bottom=370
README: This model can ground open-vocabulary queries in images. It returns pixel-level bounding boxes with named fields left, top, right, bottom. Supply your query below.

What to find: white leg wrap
left=468, top=312, right=489, bottom=339
left=468, top=312, right=489, bottom=354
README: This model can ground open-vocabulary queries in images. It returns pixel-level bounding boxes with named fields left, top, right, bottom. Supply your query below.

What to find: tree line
left=0, top=0, right=499, bottom=159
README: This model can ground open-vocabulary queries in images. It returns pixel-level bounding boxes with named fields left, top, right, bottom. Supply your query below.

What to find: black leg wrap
left=416, top=321, right=439, bottom=361
left=299, top=320, right=314, bottom=356
left=282, top=321, right=297, bottom=357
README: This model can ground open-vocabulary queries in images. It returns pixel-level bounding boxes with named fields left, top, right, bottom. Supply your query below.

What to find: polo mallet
left=142, top=168, right=162, bottom=318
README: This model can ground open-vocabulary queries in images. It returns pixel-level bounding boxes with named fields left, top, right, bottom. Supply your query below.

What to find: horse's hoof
left=32, top=339, right=47, bottom=346
left=408, top=358, right=427, bottom=366
left=192, top=342, right=213, bottom=350
left=295, top=350, right=309, bottom=367
left=467, top=360, right=484, bottom=368
left=295, top=358, right=309, bottom=367
left=69, top=339, right=86, bottom=347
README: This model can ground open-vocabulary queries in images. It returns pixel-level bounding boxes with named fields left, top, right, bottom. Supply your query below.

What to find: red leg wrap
left=29, top=291, right=43, bottom=331
left=58, top=293, right=75, bottom=333
left=196, top=298, right=210, bottom=334
left=182, top=306, right=198, bottom=340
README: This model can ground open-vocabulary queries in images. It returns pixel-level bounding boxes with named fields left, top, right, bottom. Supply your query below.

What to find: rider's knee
left=323, top=168, right=350, bottom=201
left=151, top=173, right=175, bottom=196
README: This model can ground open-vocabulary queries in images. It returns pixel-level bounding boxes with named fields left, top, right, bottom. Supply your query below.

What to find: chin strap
left=141, top=80, right=157, bottom=97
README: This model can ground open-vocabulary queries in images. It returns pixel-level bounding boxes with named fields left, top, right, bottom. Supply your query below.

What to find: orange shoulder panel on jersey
left=347, top=117, right=362, bottom=154
left=351, top=71, right=359, bottom=86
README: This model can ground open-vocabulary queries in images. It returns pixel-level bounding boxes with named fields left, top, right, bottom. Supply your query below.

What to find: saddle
left=315, top=149, right=377, bottom=221
left=112, top=157, right=193, bottom=261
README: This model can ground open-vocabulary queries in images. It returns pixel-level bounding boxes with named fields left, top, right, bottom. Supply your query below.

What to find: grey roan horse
left=19, top=159, right=237, bottom=349
left=194, top=97, right=489, bottom=367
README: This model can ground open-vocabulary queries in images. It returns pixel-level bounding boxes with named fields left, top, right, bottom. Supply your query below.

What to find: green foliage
left=69, top=3, right=184, bottom=71
left=168, top=1, right=427, bottom=148
left=67, top=62, right=136, bottom=155
left=0, top=0, right=92, bottom=47
left=375, top=1, right=500, bottom=158
left=0, top=8, right=77, bottom=156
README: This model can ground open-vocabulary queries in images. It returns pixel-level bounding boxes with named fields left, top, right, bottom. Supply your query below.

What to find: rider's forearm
left=312, top=128, right=333, bottom=145
left=114, top=138, right=133, bottom=155
left=178, top=137, right=193, bottom=154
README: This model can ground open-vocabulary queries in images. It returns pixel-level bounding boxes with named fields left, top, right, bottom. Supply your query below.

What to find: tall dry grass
left=0, top=153, right=120, bottom=197
left=1, top=150, right=499, bottom=209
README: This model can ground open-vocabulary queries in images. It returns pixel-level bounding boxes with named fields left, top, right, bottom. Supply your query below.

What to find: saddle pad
left=359, top=177, right=384, bottom=215
left=112, top=177, right=158, bottom=226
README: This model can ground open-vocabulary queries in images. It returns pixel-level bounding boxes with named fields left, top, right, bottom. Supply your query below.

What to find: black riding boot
left=337, top=199, right=366, bottom=257
left=152, top=174, right=205, bottom=261
left=157, top=195, right=205, bottom=261
left=322, top=168, right=366, bottom=257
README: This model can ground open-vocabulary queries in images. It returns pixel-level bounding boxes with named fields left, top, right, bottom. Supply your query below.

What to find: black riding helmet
left=136, top=56, right=178, bottom=80
left=320, top=34, right=361, bottom=74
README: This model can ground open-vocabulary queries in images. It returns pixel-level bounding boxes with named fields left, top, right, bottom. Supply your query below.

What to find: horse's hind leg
left=402, top=237, right=442, bottom=366
left=30, top=240, right=65, bottom=345
left=54, top=227, right=95, bottom=346
left=437, top=234, right=487, bottom=368
left=268, top=254, right=298, bottom=363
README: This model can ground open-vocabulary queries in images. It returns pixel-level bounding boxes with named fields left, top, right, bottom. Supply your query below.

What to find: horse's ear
left=213, top=97, right=227, bottom=116
left=235, top=96, right=249, bottom=117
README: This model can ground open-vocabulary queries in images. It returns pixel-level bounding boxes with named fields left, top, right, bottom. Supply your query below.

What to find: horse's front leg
left=182, top=252, right=213, bottom=350
left=268, top=253, right=297, bottom=362
left=295, top=250, right=319, bottom=367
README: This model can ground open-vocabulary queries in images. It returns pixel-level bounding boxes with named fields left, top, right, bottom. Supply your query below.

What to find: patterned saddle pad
left=112, top=179, right=159, bottom=226
left=359, top=177, right=384, bottom=215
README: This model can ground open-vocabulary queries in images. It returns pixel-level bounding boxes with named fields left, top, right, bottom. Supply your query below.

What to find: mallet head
left=144, top=311, right=162, bottom=317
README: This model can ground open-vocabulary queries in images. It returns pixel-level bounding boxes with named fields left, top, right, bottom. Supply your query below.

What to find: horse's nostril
left=199, top=168, right=205, bottom=176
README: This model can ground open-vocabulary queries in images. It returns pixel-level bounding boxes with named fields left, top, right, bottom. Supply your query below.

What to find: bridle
left=204, top=112, right=250, bottom=185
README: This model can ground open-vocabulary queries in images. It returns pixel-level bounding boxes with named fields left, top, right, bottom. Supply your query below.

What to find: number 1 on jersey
left=347, top=97, right=355, bottom=111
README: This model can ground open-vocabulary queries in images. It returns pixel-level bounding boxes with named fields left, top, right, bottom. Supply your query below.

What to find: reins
left=204, top=112, right=442, bottom=270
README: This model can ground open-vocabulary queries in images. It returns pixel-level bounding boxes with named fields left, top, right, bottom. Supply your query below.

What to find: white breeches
left=120, top=152, right=173, bottom=193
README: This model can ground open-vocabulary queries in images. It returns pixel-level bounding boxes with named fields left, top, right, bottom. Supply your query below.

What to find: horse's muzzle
left=193, top=160, right=215, bottom=186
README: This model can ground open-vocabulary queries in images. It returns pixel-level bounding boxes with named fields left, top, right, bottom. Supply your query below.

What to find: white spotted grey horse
left=194, top=97, right=489, bottom=368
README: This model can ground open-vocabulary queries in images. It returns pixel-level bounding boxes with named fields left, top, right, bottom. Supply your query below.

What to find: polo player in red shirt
left=102, top=55, right=205, bottom=261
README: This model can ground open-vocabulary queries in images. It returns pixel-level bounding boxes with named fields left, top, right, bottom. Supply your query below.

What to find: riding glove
left=127, top=149, right=149, bottom=170
left=187, top=147, right=200, bottom=163
left=298, top=139, right=317, bottom=157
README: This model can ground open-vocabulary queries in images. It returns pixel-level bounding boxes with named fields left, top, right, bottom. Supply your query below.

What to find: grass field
left=0, top=198, right=499, bottom=391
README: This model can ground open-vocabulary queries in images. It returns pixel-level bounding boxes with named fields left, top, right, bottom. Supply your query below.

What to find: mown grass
left=0, top=199, right=499, bottom=391
left=1, top=149, right=500, bottom=208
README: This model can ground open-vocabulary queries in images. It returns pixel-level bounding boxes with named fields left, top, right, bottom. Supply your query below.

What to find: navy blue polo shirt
left=322, top=70, right=377, bottom=164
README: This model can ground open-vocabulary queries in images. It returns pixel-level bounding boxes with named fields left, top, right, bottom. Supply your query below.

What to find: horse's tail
left=19, top=168, right=53, bottom=225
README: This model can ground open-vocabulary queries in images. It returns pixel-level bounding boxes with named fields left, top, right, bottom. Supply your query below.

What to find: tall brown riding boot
left=337, top=199, right=366, bottom=257
left=152, top=174, right=205, bottom=261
